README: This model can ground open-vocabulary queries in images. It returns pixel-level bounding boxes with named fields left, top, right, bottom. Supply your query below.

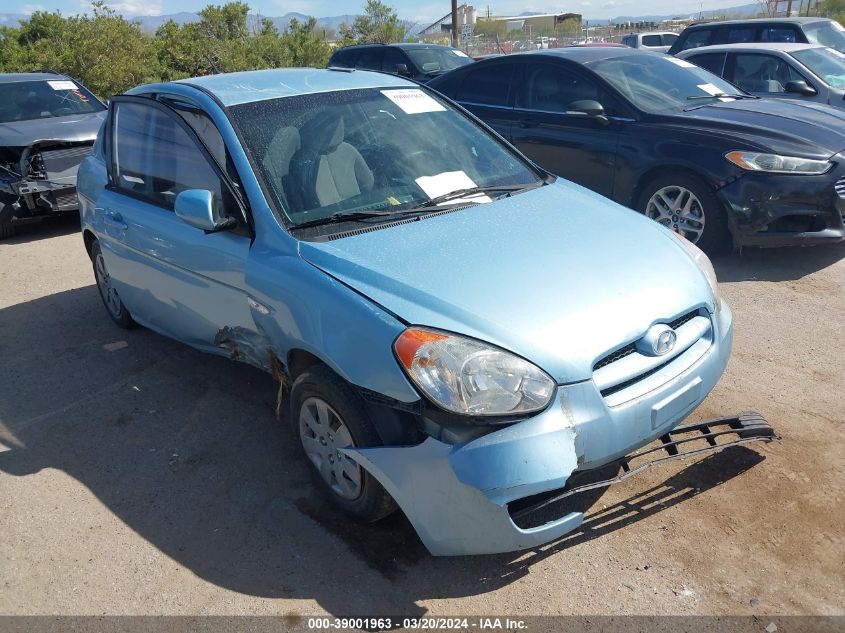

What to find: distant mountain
left=0, top=3, right=770, bottom=32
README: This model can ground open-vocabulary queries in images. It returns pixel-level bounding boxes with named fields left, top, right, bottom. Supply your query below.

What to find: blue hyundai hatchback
left=77, top=68, right=768, bottom=556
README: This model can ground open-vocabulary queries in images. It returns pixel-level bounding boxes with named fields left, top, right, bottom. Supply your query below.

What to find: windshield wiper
left=408, top=184, right=537, bottom=210
left=291, top=184, right=540, bottom=229
left=291, top=210, right=415, bottom=230
left=686, top=93, right=758, bottom=100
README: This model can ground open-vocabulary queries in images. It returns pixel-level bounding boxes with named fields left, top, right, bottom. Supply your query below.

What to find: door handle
left=104, top=210, right=128, bottom=231
left=518, top=118, right=538, bottom=128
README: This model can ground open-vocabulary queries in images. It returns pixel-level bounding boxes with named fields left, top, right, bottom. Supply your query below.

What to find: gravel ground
left=0, top=216, right=842, bottom=617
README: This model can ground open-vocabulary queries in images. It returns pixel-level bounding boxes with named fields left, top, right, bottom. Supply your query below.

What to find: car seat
left=285, top=114, right=374, bottom=213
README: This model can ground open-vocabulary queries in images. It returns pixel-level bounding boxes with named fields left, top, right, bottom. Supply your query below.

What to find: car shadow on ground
left=713, top=243, right=845, bottom=283
left=1, top=214, right=80, bottom=245
left=0, top=285, right=767, bottom=616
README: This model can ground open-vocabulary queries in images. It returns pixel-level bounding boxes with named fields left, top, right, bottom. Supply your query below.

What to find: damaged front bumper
left=342, top=305, right=773, bottom=556
left=0, top=141, right=92, bottom=218
left=718, top=162, right=845, bottom=247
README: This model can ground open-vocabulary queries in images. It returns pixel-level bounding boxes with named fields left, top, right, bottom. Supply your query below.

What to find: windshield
left=406, top=47, right=473, bottom=74
left=793, top=46, right=845, bottom=88
left=804, top=20, right=845, bottom=53
left=0, top=79, right=104, bottom=123
left=231, top=87, right=542, bottom=228
left=587, top=54, right=743, bottom=113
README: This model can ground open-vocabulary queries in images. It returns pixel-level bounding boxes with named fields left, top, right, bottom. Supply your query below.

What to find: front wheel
left=637, top=173, right=730, bottom=255
left=289, top=365, right=397, bottom=522
left=91, top=240, right=136, bottom=329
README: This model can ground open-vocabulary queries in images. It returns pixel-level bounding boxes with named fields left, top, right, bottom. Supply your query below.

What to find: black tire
left=637, top=172, right=731, bottom=255
left=0, top=204, right=15, bottom=239
left=289, top=365, right=397, bottom=522
left=90, top=240, right=136, bottom=329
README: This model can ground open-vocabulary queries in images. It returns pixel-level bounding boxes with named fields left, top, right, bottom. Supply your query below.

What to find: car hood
left=0, top=111, right=105, bottom=147
left=669, top=97, right=845, bottom=158
left=298, top=182, right=713, bottom=384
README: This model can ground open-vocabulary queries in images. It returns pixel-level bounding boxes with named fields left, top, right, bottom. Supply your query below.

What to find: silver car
left=678, top=42, right=845, bottom=108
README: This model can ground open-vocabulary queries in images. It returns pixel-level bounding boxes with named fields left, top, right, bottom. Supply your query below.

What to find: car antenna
left=205, top=54, right=222, bottom=75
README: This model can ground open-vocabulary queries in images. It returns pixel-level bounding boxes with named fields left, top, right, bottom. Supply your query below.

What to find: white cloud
left=79, top=0, right=162, bottom=16
left=21, top=3, right=46, bottom=14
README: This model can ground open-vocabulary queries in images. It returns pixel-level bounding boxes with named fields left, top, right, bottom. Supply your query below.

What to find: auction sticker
left=48, top=80, right=78, bottom=91
left=382, top=89, right=446, bottom=114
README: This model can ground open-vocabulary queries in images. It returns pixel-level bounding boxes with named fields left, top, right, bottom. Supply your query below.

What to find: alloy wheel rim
left=95, top=252, right=121, bottom=317
left=645, top=185, right=706, bottom=244
left=299, top=397, right=362, bottom=500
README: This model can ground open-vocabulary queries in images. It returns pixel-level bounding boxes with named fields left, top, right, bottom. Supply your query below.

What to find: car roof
left=170, top=67, right=416, bottom=106
left=515, top=47, right=654, bottom=63
left=684, top=17, right=830, bottom=28
left=335, top=42, right=456, bottom=50
left=678, top=42, right=822, bottom=54
left=0, top=71, right=69, bottom=84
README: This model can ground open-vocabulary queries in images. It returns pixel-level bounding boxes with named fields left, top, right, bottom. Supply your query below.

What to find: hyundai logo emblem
left=654, top=329, right=677, bottom=356
left=635, top=324, right=678, bottom=357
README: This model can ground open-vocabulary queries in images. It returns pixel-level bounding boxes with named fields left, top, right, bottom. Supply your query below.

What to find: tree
left=345, top=0, right=406, bottom=44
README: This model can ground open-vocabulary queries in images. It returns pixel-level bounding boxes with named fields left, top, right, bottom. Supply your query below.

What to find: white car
left=622, top=31, right=679, bottom=53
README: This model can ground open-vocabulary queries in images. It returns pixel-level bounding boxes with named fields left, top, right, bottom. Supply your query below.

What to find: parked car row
left=428, top=46, right=845, bottom=250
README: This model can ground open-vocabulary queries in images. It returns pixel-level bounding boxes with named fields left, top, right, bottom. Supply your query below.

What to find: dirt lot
left=0, top=216, right=843, bottom=618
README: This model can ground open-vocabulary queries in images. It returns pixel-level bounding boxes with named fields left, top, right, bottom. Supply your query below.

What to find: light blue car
left=76, top=68, right=769, bottom=556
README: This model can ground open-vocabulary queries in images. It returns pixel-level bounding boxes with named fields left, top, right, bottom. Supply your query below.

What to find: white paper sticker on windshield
left=452, top=49, right=469, bottom=57
left=382, top=89, right=446, bottom=114
left=667, top=57, right=696, bottom=68
left=697, top=83, right=734, bottom=101
left=47, top=80, right=78, bottom=91
left=415, top=171, right=492, bottom=205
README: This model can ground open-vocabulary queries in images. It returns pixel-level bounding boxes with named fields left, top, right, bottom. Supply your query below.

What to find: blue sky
left=9, top=0, right=757, bottom=24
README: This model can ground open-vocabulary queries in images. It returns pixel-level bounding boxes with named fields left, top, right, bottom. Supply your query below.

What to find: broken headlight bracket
left=510, top=411, right=780, bottom=522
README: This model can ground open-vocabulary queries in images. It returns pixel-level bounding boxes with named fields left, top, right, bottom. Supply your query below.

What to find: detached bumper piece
left=510, top=411, right=779, bottom=525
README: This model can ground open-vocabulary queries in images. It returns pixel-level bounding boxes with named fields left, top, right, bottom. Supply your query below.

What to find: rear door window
left=714, top=27, right=756, bottom=44
left=641, top=34, right=662, bottom=47
left=662, top=33, right=679, bottom=45
left=330, top=48, right=357, bottom=67
left=355, top=48, right=384, bottom=71
left=761, top=27, right=799, bottom=43
left=457, top=63, right=516, bottom=107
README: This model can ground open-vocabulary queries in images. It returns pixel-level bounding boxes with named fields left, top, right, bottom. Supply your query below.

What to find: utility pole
left=451, top=0, right=458, bottom=47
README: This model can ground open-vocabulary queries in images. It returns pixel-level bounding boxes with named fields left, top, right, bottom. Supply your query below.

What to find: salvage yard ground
left=0, top=216, right=843, bottom=616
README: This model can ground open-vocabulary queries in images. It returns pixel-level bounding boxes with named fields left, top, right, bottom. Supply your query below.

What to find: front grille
left=593, top=343, right=636, bottom=372
left=835, top=176, right=845, bottom=200
left=592, top=309, right=699, bottom=372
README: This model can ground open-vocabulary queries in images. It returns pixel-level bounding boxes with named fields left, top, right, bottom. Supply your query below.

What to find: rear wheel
left=91, top=240, right=136, bottom=329
left=289, top=365, right=397, bottom=522
left=637, top=172, right=730, bottom=255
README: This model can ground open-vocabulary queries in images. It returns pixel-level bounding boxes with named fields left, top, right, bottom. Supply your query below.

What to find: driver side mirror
left=784, top=80, right=817, bottom=96
left=394, top=63, right=411, bottom=77
left=175, top=189, right=236, bottom=232
left=566, top=100, right=610, bottom=126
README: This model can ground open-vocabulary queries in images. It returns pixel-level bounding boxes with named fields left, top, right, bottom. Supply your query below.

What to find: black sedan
left=428, top=48, right=845, bottom=251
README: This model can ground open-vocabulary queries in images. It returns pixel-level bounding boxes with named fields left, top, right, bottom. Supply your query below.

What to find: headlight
left=725, top=151, right=832, bottom=175
left=394, top=328, right=555, bottom=417
left=671, top=231, right=722, bottom=313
